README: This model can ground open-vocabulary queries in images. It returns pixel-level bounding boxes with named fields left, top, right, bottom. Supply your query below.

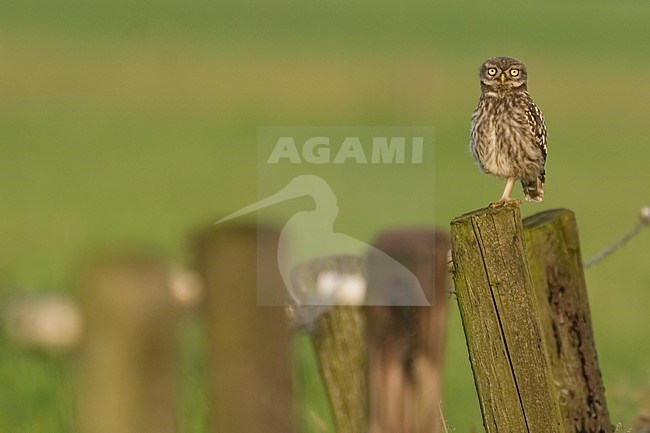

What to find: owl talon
left=489, top=199, right=520, bottom=208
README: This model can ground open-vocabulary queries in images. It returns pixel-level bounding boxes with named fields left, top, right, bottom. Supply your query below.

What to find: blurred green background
left=1, top=0, right=650, bottom=431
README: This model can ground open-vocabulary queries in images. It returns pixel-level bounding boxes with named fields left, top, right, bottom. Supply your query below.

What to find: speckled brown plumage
left=470, top=56, right=547, bottom=204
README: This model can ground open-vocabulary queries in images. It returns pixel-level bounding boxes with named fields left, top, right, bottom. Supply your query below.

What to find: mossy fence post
left=291, top=255, right=367, bottom=433
left=523, top=210, right=612, bottom=432
left=450, top=203, right=612, bottom=433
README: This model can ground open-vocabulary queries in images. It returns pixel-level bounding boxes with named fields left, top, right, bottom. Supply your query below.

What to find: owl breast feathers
left=470, top=56, right=547, bottom=203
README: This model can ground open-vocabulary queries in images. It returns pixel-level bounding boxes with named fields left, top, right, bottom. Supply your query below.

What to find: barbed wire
left=584, top=205, right=650, bottom=268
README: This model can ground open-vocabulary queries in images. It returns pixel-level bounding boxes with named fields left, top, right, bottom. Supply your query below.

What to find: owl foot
left=489, top=199, right=521, bottom=208
left=489, top=177, right=519, bottom=208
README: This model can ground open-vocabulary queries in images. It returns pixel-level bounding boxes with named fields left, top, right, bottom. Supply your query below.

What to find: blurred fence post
left=193, top=225, right=293, bottom=433
left=450, top=204, right=565, bottom=433
left=290, top=256, right=367, bottom=433
left=365, top=229, right=450, bottom=433
left=75, top=250, right=179, bottom=433
left=523, top=209, right=612, bottom=432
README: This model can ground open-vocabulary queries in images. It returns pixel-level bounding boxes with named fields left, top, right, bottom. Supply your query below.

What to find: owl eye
left=487, top=68, right=497, bottom=76
left=509, top=69, right=520, bottom=77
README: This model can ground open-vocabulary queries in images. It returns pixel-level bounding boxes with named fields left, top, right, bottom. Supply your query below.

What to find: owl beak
left=499, top=73, right=506, bottom=85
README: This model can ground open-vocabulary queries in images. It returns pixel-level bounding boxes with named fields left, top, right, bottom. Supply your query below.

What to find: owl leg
left=500, top=177, right=516, bottom=201
left=490, top=177, right=518, bottom=207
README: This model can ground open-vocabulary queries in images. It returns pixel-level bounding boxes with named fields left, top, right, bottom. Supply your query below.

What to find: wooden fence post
left=523, top=209, right=612, bottom=433
left=365, top=229, right=450, bottom=433
left=291, top=255, right=367, bottom=433
left=75, top=250, right=179, bottom=433
left=450, top=203, right=565, bottom=433
left=193, top=225, right=293, bottom=433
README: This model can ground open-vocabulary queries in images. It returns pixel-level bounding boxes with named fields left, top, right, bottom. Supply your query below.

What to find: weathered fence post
left=193, top=225, right=293, bottom=433
left=365, top=229, right=450, bottom=433
left=75, top=250, right=179, bottom=433
left=450, top=203, right=565, bottom=433
left=291, top=255, right=367, bottom=433
left=523, top=209, right=612, bottom=432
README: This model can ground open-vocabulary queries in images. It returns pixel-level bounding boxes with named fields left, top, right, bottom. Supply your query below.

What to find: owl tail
left=522, top=177, right=544, bottom=202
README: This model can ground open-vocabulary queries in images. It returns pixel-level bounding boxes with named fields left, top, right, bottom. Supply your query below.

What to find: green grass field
left=1, top=1, right=650, bottom=431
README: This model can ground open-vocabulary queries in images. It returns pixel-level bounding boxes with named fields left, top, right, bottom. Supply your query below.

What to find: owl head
left=479, top=56, right=527, bottom=90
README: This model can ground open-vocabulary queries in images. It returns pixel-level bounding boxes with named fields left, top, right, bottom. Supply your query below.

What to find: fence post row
left=72, top=226, right=448, bottom=433
left=8, top=206, right=615, bottom=432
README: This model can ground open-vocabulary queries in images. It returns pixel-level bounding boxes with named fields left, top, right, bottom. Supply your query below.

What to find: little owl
left=470, top=56, right=547, bottom=205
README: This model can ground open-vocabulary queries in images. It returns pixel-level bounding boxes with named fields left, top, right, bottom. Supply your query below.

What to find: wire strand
left=584, top=205, right=650, bottom=268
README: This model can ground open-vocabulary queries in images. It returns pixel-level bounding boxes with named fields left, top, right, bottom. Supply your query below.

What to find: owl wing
left=525, top=97, right=547, bottom=182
